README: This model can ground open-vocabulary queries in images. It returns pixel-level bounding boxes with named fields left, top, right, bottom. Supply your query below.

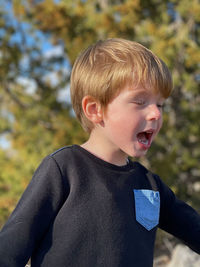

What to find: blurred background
left=0, top=0, right=200, bottom=265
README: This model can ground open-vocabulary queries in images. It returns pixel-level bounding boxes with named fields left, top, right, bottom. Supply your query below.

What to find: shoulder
left=49, top=145, right=75, bottom=164
left=46, top=145, right=81, bottom=177
left=50, top=145, right=74, bottom=157
left=32, top=146, right=75, bottom=178
left=132, top=161, right=169, bottom=192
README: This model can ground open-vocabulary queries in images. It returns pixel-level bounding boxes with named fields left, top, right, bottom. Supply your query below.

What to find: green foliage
left=0, top=1, right=88, bottom=226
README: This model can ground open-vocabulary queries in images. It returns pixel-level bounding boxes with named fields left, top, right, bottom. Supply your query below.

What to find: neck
left=81, top=131, right=128, bottom=166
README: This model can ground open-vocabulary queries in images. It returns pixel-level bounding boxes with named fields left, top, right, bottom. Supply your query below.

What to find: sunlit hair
left=70, top=38, right=173, bottom=132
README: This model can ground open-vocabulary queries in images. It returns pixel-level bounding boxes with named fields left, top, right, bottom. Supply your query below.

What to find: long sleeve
left=157, top=175, right=200, bottom=254
left=0, top=155, right=69, bottom=267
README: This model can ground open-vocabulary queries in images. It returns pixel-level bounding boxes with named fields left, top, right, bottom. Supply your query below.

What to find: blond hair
left=70, top=38, right=173, bottom=132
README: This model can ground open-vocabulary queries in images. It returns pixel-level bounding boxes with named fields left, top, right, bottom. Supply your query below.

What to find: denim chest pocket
left=134, top=189, right=160, bottom=231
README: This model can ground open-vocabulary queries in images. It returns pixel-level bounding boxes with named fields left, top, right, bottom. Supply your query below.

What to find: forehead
left=124, top=84, right=165, bottom=100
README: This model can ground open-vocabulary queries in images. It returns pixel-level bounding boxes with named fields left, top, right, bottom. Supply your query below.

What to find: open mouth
left=137, top=131, right=153, bottom=146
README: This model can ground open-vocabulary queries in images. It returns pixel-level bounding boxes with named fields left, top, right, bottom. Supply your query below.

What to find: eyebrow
left=129, top=89, right=150, bottom=97
left=128, top=89, right=165, bottom=102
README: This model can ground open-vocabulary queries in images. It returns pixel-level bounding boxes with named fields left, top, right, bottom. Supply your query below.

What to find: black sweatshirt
left=0, top=145, right=200, bottom=267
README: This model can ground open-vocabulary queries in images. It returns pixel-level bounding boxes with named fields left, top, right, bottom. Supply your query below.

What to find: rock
left=154, top=255, right=170, bottom=267
left=167, top=244, right=200, bottom=267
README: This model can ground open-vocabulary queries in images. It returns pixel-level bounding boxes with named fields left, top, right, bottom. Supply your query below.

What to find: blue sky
left=2, top=0, right=58, bottom=53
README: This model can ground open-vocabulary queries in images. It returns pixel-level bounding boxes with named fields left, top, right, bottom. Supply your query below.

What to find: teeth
left=138, top=139, right=148, bottom=145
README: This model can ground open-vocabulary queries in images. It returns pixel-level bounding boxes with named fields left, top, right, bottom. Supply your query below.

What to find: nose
left=146, top=104, right=162, bottom=121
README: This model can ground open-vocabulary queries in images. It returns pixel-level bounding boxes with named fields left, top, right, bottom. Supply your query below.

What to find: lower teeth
left=139, top=139, right=148, bottom=145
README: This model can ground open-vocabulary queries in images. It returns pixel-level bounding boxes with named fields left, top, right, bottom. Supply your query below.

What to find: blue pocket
left=134, top=189, right=160, bottom=231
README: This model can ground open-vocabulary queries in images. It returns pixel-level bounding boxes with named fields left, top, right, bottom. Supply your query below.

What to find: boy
left=0, top=38, right=199, bottom=267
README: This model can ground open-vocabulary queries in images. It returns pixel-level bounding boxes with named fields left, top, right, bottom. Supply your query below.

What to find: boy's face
left=100, top=84, right=165, bottom=160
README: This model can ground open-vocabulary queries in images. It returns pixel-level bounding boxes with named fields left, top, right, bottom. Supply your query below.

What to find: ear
left=82, top=95, right=103, bottom=124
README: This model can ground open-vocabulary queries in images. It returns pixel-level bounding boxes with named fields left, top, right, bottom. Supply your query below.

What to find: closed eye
left=133, top=99, right=146, bottom=105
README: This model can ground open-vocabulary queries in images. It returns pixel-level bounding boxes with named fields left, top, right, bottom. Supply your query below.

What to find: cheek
left=105, top=115, right=132, bottom=140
